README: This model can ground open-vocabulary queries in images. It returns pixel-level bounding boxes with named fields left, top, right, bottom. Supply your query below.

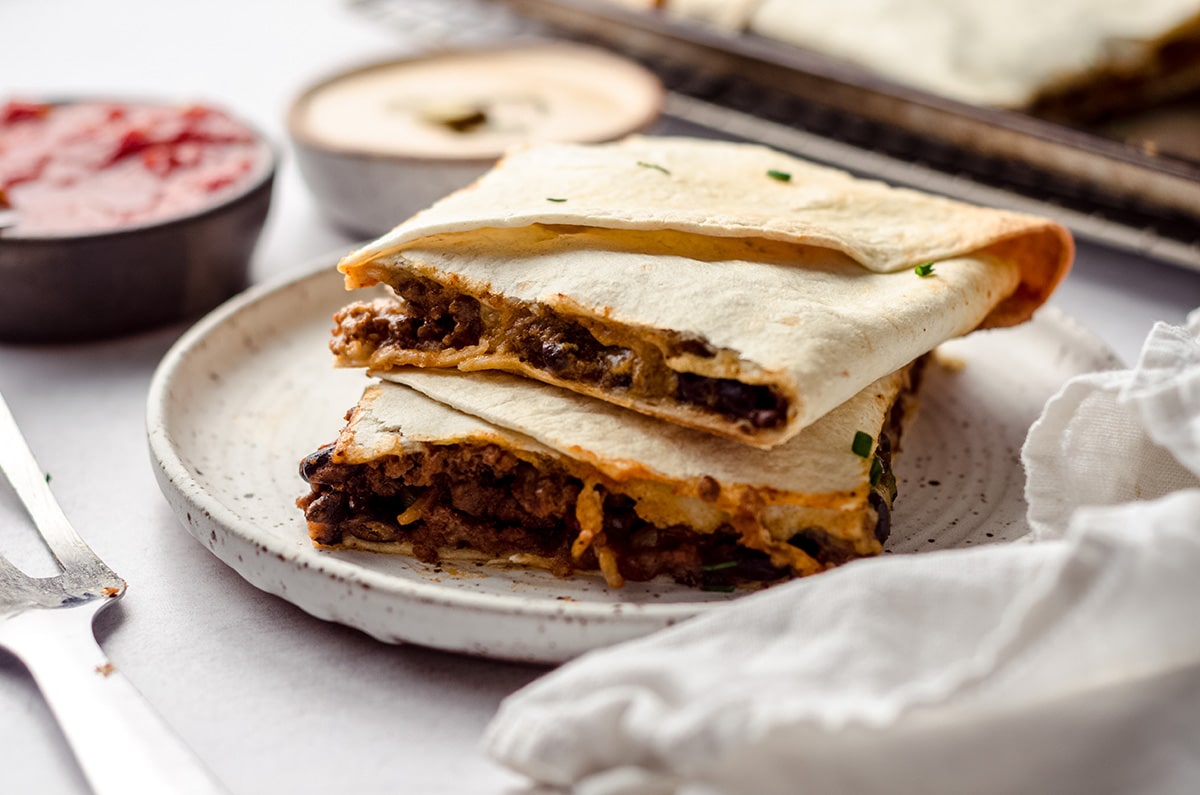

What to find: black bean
left=304, top=491, right=349, bottom=524
left=299, top=443, right=337, bottom=483
left=675, top=372, right=788, bottom=429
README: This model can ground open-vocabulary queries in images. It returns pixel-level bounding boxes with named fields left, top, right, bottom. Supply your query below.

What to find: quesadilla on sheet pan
left=746, top=0, right=1200, bottom=120
left=330, top=136, right=1071, bottom=448
left=616, top=0, right=1200, bottom=121
left=298, top=360, right=922, bottom=589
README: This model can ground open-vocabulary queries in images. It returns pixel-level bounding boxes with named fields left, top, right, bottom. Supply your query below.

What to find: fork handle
left=2, top=602, right=231, bottom=795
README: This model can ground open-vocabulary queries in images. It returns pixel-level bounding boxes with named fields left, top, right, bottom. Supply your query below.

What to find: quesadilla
left=298, top=360, right=922, bottom=589
left=331, top=136, right=1070, bottom=448
left=660, top=0, right=1200, bottom=120
left=747, top=0, right=1200, bottom=119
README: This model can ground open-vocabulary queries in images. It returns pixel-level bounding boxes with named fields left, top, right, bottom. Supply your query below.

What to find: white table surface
left=1, top=1, right=1198, bottom=793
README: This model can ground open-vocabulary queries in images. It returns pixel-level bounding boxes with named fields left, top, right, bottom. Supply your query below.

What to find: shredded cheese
left=571, top=479, right=605, bottom=559
left=594, top=537, right=625, bottom=588
left=395, top=490, right=434, bottom=526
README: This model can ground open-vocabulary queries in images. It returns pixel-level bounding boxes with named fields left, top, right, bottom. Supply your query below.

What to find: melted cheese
left=395, top=490, right=434, bottom=526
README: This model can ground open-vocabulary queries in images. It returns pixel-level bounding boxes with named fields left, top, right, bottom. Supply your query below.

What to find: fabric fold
left=483, top=314, right=1200, bottom=794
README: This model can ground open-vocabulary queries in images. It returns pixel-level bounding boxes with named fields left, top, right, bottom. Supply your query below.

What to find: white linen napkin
left=484, top=310, right=1200, bottom=795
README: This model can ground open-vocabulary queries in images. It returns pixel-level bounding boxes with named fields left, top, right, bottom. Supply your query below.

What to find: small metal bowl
left=0, top=102, right=275, bottom=343
left=287, top=43, right=663, bottom=238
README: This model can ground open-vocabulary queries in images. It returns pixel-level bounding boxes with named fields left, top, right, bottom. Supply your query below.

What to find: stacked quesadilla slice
left=298, top=136, right=1072, bottom=588
left=299, top=364, right=920, bottom=588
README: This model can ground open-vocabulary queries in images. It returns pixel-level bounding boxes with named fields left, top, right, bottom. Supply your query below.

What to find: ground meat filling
left=1030, top=36, right=1200, bottom=123
left=330, top=279, right=789, bottom=430
left=508, top=306, right=635, bottom=391
left=298, top=442, right=798, bottom=587
left=332, top=279, right=483, bottom=357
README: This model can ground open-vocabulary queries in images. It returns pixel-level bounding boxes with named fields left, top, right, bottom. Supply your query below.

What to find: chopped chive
left=915, top=262, right=936, bottom=277
left=869, top=456, right=883, bottom=487
left=767, top=169, right=792, bottom=182
left=701, top=561, right=739, bottom=572
left=545, top=197, right=567, bottom=202
left=702, top=583, right=737, bottom=593
left=637, top=160, right=671, bottom=175
left=44, top=472, right=52, bottom=483
left=851, top=431, right=874, bottom=458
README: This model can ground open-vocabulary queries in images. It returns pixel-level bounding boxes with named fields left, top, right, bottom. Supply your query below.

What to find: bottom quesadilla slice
left=298, top=359, right=924, bottom=589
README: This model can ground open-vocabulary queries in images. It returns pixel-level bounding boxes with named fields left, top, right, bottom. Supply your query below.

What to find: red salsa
left=0, top=100, right=263, bottom=236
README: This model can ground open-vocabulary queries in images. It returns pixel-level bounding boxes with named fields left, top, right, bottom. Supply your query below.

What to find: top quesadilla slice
left=333, top=136, right=1071, bottom=448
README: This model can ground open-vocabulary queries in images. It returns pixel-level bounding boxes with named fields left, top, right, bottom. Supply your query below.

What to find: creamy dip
left=292, top=44, right=662, bottom=160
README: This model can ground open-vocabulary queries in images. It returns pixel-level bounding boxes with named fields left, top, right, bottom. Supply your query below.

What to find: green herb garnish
left=869, top=456, right=883, bottom=487
left=44, top=472, right=52, bottom=483
left=545, top=197, right=567, bottom=202
left=701, top=561, right=739, bottom=572
left=851, top=431, right=874, bottom=458
left=915, top=262, right=936, bottom=277
left=767, top=169, right=792, bottom=182
left=637, top=160, right=671, bottom=175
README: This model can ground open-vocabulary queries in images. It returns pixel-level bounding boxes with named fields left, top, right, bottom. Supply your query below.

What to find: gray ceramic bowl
left=0, top=106, right=275, bottom=343
left=288, top=135, right=486, bottom=240
left=288, top=43, right=663, bottom=238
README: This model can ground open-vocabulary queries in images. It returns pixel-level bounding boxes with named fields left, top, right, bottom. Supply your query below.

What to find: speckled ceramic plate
left=147, top=257, right=1120, bottom=664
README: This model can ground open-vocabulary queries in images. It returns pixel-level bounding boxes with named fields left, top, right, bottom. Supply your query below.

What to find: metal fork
left=0, top=391, right=230, bottom=795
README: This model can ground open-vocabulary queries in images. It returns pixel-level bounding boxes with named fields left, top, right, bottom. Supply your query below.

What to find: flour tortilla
left=337, top=136, right=1070, bottom=446
left=342, top=136, right=1071, bottom=326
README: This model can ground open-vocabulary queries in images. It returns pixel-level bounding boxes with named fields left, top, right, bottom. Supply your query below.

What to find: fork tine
left=0, top=391, right=109, bottom=572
